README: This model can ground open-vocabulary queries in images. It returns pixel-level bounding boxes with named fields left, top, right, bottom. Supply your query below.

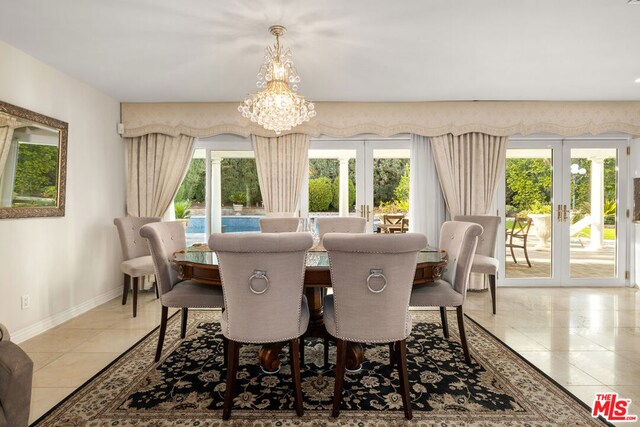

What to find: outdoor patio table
left=173, top=244, right=447, bottom=372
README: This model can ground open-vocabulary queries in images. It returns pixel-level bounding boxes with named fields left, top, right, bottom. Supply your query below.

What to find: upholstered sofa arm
left=0, top=324, right=33, bottom=427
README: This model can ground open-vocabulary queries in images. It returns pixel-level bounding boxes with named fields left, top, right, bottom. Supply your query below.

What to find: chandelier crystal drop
left=238, top=25, right=316, bottom=134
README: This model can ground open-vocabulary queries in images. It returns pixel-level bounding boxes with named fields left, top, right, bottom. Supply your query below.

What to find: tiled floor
left=19, top=286, right=640, bottom=425
left=505, top=235, right=616, bottom=279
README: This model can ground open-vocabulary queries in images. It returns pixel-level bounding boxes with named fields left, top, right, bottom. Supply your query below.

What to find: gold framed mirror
left=0, top=100, right=68, bottom=219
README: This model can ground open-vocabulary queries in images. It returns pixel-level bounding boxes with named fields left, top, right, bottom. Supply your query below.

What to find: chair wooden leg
left=439, top=307, right=449, bottom=338
left=180, top=308, right=188, bottom=339
left=395, top=340, right=413, bottom=420
left=153, top=281, right=159, bottom=299
left=456, top=306, right=471, bottom=364
left=132, top=277, right=139, bottom=318
left=510, top=246, right=517, bottom=264
left=222, top=335, right=228, bottom=368
left=154, top=306, right=169, bottom=363
left=523, top=246, right=532, bottom=267
left=289, top=339, right=304, bottom=416
left=122, top=274, right=130, bottom=305
left=388, top=342, right=396, bottom=369
left=299, top=336, right=305, bottom=366
left=332, top=339, right=347, bottom=418
left=222, top=340, right=240, bottom=420
left=324, top=337, right=329, bottom=368
left=488, top=274, right=497, bottom=314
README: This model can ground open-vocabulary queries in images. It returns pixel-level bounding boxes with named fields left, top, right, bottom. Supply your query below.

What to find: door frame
left=308, top=137, right=410, bottom=231
left=497, top=134, right=631, bottom=287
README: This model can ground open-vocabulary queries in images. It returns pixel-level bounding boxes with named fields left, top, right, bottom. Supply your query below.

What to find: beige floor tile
left=517, top=351, right=601, bottom=386
left=32, top=352, right=120, bottom=388
left=29, top=387, right=75, bottom=424
left=27, top=352, right=64, bottom=372
left=564, top=384, right=614, bottom=407
left=72, top=328, right=151, bottom=353
left=55, top=309, right=130, bottom=330
left=517, top=329, right=609, bottom=351
left=20, top=328, right=100, bottom=353
left=565, top=350, right=640, bottom=386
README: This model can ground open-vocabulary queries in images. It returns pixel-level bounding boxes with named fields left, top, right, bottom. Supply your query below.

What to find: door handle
left=563, top=205, right=569, bottom=222
left=557, top=204, right=563, bottom=222
left=365, top=205, right=371, bottom=221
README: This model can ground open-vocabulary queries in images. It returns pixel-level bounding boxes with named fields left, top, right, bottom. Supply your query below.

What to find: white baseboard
left=12, top=287, right=122, bottom=344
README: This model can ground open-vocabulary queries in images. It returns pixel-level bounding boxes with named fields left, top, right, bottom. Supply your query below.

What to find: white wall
left=0, top=41, right=126, bottom=341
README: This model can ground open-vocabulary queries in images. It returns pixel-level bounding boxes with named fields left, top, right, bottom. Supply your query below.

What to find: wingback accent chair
left=140, top=221, right=224, bottom=363
left=410, top=221, right=483, bottom=364
left=0, top=323, right=33, bottom=427
left=259, top=217, right=300, bottom=233
left=114, top=216, right=161, bottom=317
left=454, top=215, right=501, bottom=314
left=316, top=217, right=367, bottom=240
left=208, top=232, right=313, bottom=420
left=323, top=232, right=427, bottom=419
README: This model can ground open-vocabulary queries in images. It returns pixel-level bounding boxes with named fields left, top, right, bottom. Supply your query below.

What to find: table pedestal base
left=258, top=288, right=364, bottom=372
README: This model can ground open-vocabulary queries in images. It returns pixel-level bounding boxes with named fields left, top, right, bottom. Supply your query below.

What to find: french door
left=306, top=138, right=410, bottom=232
left=498, top=138, right=629, bottom=286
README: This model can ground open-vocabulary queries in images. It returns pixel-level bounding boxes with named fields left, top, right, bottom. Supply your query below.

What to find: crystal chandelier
left=238, top=25, right=316, bottom=134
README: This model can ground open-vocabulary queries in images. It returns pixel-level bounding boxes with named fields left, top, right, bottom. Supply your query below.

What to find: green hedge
left=309, top=177, right=333, bottom=212
left=331, top=177, right=355, bottom=210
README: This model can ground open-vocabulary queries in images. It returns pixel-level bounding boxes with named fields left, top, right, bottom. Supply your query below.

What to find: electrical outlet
left=21, top=294, right=30, bottom=310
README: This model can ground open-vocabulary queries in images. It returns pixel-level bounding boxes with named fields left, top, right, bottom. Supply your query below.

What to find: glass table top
left=174, top=246, right=445, bottom=268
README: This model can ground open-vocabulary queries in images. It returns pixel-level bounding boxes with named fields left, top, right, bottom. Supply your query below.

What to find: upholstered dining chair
left=410, top=221, right=483, bottom=364
left=316, top=217, right=367, bottom=240
left=209, top=232, right=313, bottom=420
left=0, top=323, right=33, bottom=427
left=323, top=232, right=427, bottom=420
left=114, top=216, right=161, bottom=317
left=140, top=221, right=225, bottom=363
left=454, top=215, right=501, bottom=314
left=259, top=217, right=300, bottom=233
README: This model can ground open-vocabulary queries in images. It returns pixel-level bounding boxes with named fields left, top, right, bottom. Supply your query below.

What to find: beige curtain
left=252, top=133, right=309, bottom=214
left=126, top=133, right=195, bottom=217
left=431, top=132, right=507, bottom=290
left=431, top=132, right=507, bottom=217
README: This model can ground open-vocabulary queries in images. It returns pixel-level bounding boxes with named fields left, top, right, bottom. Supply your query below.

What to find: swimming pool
left=186, top=215, right=262, bottom=234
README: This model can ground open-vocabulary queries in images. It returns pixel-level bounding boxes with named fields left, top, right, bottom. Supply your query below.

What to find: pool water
left=186, top=215, right=262, bottom=234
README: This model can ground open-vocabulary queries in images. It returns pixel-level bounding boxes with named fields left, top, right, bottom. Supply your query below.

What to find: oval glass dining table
left=173, top=246, right=447, bottom=372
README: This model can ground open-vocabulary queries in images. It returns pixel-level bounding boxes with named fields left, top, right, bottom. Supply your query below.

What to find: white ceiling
left=1, top=0, right=639, bottom=102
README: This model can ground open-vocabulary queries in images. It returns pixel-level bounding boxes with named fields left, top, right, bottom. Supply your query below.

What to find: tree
left=373, top=158, right=409, bottom=205
left=505, top=158, right=551, bottom=212
left=175, top=159, right=205, bottom=203
left=13, top=143, right=58, bottom=198
left=220, top=159, right=262, bottom=206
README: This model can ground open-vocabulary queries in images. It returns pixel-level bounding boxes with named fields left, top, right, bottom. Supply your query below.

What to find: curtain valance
left=120, top=101, right=640, bottom=139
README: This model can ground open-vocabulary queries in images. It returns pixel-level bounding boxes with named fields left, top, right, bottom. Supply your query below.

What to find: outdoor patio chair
left=323, top=232, right=427, bottom=419
left=410, top=221, right=483, bottom=364
left=114, top=216, right=161, bottom=317
left=140, top=221, right=225, bottom=363
left=209, top=232, right=313, bottom=420
left=505, top=217, right=533, bottom=267
left=454, top=215, right=501, bottom=314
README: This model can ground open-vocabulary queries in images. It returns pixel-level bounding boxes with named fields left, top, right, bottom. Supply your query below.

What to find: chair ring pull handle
left=366, top=269, right=387, bottom=293
left=249, top=270, right=269, bottom=295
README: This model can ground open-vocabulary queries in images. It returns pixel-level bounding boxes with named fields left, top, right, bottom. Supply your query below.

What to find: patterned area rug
left=32, top=310, right=609, bottom=426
